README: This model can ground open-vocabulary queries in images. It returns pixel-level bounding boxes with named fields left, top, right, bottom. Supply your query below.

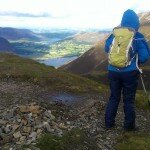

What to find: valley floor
left=0, top=79, right=150, bottom=150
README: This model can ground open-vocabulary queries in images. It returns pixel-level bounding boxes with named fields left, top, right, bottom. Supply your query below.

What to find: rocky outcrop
left=0, top=103, right=65, bottom=148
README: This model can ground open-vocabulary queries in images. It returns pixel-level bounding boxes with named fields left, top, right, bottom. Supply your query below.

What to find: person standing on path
left=104, top=9, right=150, bottom=131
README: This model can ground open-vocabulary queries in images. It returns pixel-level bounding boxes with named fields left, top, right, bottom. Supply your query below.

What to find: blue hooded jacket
left=105, top=9, right=150, bottom=72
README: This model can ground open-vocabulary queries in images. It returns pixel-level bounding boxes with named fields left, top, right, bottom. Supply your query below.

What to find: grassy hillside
left=116, top=133, right=150, bottom=150
left=0, top=53, right=102, bottom=93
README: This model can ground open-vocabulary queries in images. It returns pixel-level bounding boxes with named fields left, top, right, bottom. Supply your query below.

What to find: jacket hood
left=121, top=9, right=140, bottom=31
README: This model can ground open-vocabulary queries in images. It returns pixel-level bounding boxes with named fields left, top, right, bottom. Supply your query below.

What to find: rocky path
left=0, top=80, right=150, bottom=150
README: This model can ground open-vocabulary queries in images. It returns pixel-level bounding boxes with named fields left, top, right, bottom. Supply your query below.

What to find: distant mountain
left=42, top=31, right=109, bottom=59
left=65, top=31, right=109, bottom=44
left=0, top=27, right=42, bottom=41
left=139, top=11, right=150, bottom=43
left=0, top=27, right=77, bottom=42
left=0, top=37, right=14, bottom=52
left=139, top=11, right=150, bottom=26
left=60, top=11, right=150, bottom=74
left=40, top=32, right=76, bottom=41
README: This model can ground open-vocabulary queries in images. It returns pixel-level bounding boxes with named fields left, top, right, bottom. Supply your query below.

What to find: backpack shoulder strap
left=135, top=32, right=150, bottom=55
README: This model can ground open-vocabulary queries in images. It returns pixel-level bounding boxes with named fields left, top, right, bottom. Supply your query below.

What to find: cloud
left=0, top=11, right=71, bottom=20
left=0, top=11, right=52, bottom=18
left=0, top=0, right=149, bottom=29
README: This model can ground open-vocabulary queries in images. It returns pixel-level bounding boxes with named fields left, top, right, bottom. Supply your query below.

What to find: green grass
left=116, top=133, right=150, bottom=150
left=136, top=90, right=150, bottom=110
left=43, top=40, right=92, bottom=58
left=36, top=128, right=97, bottom=150
left=84, top=72, right=108, bottom=83
left=0, top=53, right=102, bottom=93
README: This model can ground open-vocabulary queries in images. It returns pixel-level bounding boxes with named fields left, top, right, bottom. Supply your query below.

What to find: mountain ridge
left=0, top=27, right=42, bottom=41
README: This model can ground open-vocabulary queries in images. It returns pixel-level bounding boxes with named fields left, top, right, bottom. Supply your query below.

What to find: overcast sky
left=0, top=0, right=149, bottom=29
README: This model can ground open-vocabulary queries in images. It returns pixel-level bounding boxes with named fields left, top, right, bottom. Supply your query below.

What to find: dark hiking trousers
left=105, top=70, right=139, bottom=129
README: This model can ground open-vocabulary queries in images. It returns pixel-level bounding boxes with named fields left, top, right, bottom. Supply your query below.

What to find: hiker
left=104, top=9, right=150, bottom=131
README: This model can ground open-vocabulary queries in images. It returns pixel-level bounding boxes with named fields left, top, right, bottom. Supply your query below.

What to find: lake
left=39, top=56, right=78, bottom=68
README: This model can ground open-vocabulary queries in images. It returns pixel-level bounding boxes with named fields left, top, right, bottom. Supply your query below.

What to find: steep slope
left=139, top=11, right=150, bottom=43
left=0, top=37, right=14, bottom=52
left=139, top=11, right=150, bottom=26
left=60, top=11, right=150, bottom=74
left=65, top=31, right=109, bottom=44
left=139, top=12, right=150, bottom=67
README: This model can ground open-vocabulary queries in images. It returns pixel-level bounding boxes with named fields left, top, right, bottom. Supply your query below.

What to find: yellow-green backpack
left=109, top=27, right=135, bottom=68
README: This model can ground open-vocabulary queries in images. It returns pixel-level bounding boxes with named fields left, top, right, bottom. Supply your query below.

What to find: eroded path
left=0, top=80, right=149, bottom=150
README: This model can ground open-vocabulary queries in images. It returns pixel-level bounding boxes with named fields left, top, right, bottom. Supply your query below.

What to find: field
left=11, top=41, right=49, bottom=58
left=42, top=40, right=92, bottom=59
left=11, top=39, right=92, bottom=60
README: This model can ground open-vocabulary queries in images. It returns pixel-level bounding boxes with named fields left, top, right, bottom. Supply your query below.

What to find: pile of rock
left=0, top=103, right=73, bottom=149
